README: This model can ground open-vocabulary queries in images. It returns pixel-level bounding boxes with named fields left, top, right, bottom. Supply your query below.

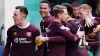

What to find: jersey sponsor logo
left=14, top=38, right=32, bottom=43
left=60, top=25, right=66, bottom=30
left=26, top=32, right=32, bottom=37
left=13, top=32, right=17, bottom=36
left=14, top=38, right=18, bottom=43
left=65, top=27, right=70, bottom=30
left=60, top=26, right=70, bottom=30
left=45, top=28, right=50, bottom=33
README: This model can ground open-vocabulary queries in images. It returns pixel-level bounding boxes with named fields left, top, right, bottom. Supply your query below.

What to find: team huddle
left=3, top=0, right=100, bottom=56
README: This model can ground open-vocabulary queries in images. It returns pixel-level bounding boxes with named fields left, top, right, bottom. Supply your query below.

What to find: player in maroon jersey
left=38, top=1, right=67, bottom=56
left=39, top=1, right=55, bottom=56
left=36, top=5, right=84, bottom=56
left=79, top=4, right=100, bottom=56
left=3, top=6, right=40, bottom=56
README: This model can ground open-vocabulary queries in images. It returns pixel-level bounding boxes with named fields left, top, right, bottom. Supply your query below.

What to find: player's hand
left=93, top=25, right=100, bottom=33
left=35, top=36, right=48, bottom=42
left=35, top=36, right=43, bottom=46
left=85, top=17, right=94, bottom=27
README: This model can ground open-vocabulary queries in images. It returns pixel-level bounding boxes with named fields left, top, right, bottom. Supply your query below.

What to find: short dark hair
left=71, top=1, right=80, bottom=7
left=62, top=3, right=73, bottom=16
left=53, top=5, right=67, bottom=17
left=15, top=6, right=28, bottom=17
left=40, top=0, right=51, bottom=8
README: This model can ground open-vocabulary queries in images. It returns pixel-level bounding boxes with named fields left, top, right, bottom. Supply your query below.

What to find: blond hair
left=79, top=4, right=92, bottom=11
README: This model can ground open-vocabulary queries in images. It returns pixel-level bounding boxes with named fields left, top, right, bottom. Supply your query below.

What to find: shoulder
left=94, top=17, right=100, bottom=22
left=40, top=15, right=54, bottom=24
left=48, top=15, right=55, bottom=19
left=28, top=24, right=40, bottom=35
left=28, top=24, right=39, bottom=31
left=66, top=21, right=74, bottom=27
left=46, top=15, right=54, bottom=22
left=67, top=20, right=79, bottom=25
left=93, top=17, right=99, bottom=24
left=53, top=21, right=65, bottom=29
left=53, top=21, right=70, bottom=31
left=53, top=21, right=62, bottom=26
left=7, top=25, right=17, bottom=31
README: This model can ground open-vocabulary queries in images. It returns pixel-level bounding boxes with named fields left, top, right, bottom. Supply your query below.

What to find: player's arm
left=34, top=27, right=44, bottom=56
left=58, top=24, right=83, bottom=41
left=86, top=38, right=96, bottom=42
left=4, top=29, right=12, bottom=56
left=35, top=24, right=83, bottom=42
left=84, top=41, right=100, bottom=48
left=48, top=36, right=66, bottom=43
left=35, top=36, right=66, bottom=43
left=88, top=41, right=100, bottom=47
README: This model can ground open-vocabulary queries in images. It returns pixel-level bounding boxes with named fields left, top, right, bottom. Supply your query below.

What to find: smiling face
left=12, top=9, right=24, bottom=25
left=39, top=3, right=50, bottom=18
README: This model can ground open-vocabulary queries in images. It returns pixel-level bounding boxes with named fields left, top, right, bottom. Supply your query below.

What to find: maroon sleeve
left=95, top=17, right=100, bottom=24
left=32, top=26, right=43, bottom=56
left=35, top=28, right=43, bottom=56
left=4, top=28, right=12, bottom=56
left=88, top=41, right=100, bottom=47
left=34, top=28, right=40, bottom=37
left=57, top=24, right=79, bottom=41
left=48, top=36, right=66, bottom=43
left=36, top=44, right=44, bottom=56
left=31, top=24, right=40, bottom=37
left=86, top=38, right=96, bottom=42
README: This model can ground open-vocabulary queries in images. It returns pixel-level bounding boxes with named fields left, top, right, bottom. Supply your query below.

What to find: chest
left=45, top=24, right=61, bottom=36
left=11, top=29, right=34, bottom=44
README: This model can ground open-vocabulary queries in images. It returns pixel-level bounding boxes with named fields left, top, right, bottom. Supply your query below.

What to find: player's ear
left=48, top=7, right=51, bottom=12
left=21, top=14, right=26, bottom=19
left=87, top=9, right=90, bottom=15
left=58, top=13, right=62, bottom=19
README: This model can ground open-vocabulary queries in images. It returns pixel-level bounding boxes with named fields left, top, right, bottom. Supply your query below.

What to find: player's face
left=39, top=3, right=50, bottom=18
left=73, top=7, right=79, bottom=17
left=60, top=9, right=69, bottom=22
left=12, top=9, right=23, bottom=25
left=79, top=8, right=88, bottom=19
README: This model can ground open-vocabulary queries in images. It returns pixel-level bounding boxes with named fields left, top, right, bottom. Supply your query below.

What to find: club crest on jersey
left=26, top=32, right=32, bottom=37
left=13, top=32, right=17, bottom=36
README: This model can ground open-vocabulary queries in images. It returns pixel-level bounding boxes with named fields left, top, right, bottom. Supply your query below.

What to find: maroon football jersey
left=44, top=20, right=79, bottom=56
left=4, top=24, right=40, bottom=56
left=40, top=15, right=54, bottom=36
left=94, top=17, right=100, bottom=24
